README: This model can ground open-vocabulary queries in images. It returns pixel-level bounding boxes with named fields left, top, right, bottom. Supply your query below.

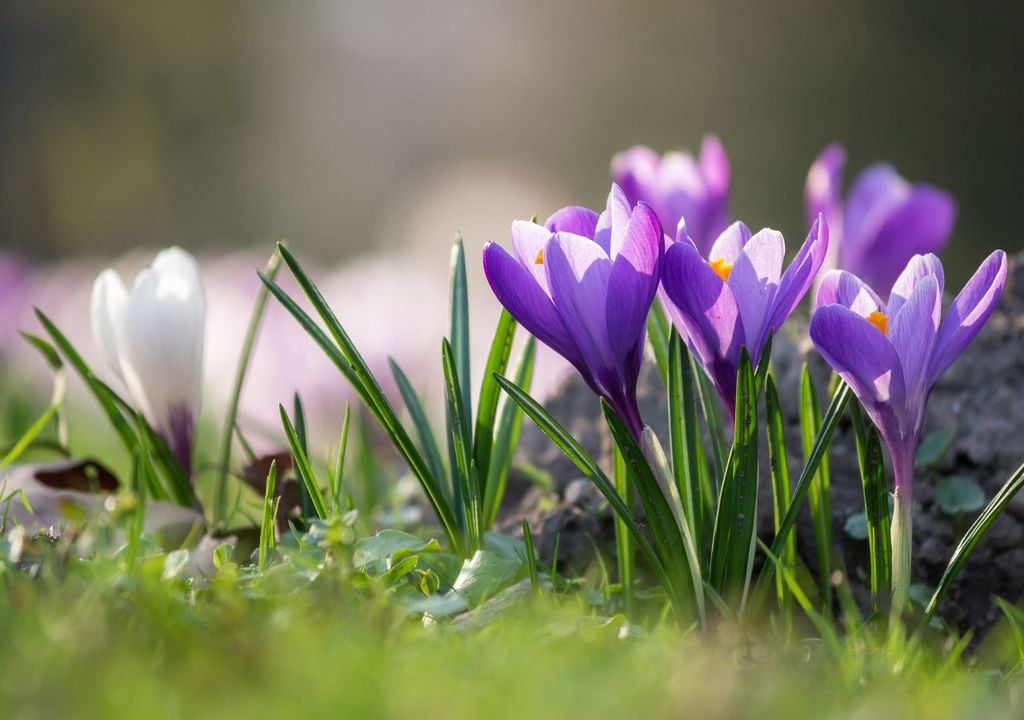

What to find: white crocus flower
left=91, top=247, right=206, bottom=475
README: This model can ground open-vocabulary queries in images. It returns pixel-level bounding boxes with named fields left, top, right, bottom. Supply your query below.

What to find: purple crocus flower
left=660, top=216, right=830, bottom=418
left=805, top=143, right=957, bottom=294
left=810, top=250, right=1007, bottom=615
left=482, top=184, right=663, bottom=438
left=611, top=136, right=730, bottom=257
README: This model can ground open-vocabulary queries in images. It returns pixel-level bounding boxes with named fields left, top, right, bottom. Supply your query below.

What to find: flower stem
left=889, top=447, right=915, bottom=628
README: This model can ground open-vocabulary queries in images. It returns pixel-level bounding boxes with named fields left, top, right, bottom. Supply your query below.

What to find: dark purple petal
left=810, top=304, right=906, bottom=439
left=545, top=206, right=599, bottom=239
left=927, top=250, right=1007, bottom=384
left=728, top=228, right=784, bottom=351
left=765, top=217, right=829, bottom=341
left=858, top=187, right=956, bottom=292
left=662, top=240, right=743, bottom=408
left=606, top=202, right=663, bottom=367
left=815, top=269, right=884, bottom=315
left=545, top=233, right=619, bottom=392
left=482, top=241, right=586, bottom=371
left=887, top=253, right=945, bottom=316
left=843, top=164, right=907, bottom=270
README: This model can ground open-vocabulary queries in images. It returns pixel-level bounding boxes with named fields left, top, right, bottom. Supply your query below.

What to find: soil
left=499, top=253, right=1024, bottom=634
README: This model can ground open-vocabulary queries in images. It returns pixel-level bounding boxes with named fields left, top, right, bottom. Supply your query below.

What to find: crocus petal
left=805, top=144, right=846, bottom=229
left=887, top=253, right=945, bottom=316
left=510, top=220, right=553, bottom=289
left=116, top=247, right=205, bottom=468
left=90, top=269, right=129, bottom=378
left=842, top=164, right=907, bottom=271
left=810, top=304, right=906, bottom=437
left=707, top=221, right=752, bottom=264
left=483, top=241, right=586, bottom=372
left=606, top=202, right=663, bottom=366
left=699, top=135, right=730, bottom=198
left=928, top=250, right=1008, bottom=384
left=545, top=233, right=619, bottom=392
left=765, top=216, right=829, bottom=335
left=860, top=188, right=956, bottom=292
left=888, top=274, right=941, bottom=414
left=815, top=269, right=884, bottom=315
left=728, top=228, right=784, bottom=352
left=610, top=146, right=660, bottom=210
left=545, top=206, right=599, bottom=239
left=662, top=241, right=743, bottom=404
left=594, top=184, right=632, bottom=258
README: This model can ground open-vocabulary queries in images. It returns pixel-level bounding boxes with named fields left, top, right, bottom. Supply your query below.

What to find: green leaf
left=279, top=405, right=327, bottom=520
left=442, top=338, right=480, bottom=549
left=494, top=373, right=675, bottom=602
left=258, top=460, right=279, bottom=572
left=19, top=331, right=63, bottom=371
left=708, top=351, right=759, bottom=606
left=483, top=337, right=536, bottom=528
left=850, top=403, right=891, bottom=606
left=390, top=358, right=449, bottom=504
left=354, top=530, right=438, bottom=569
left=522, top=519, right=541, bottom=597
left=800, top=366, right=833, bottom=615
left=449, top=236, right=473, bottom=429
left=473, top=309, right=517, bottom=485
left=765, top=374, right=795, bottom=619
left=668, top=330, right=706, bottom=567
left=647, top=300, right=672, bottom=381
left=916, top=427, right=957, bottom=468
left=452, top=549, right=522, bottom=607
left=753, top=382, right=852, bottom=606
left=925, top=462, right=1024, bottom=620
left=935, top=475, right=986, bottom=515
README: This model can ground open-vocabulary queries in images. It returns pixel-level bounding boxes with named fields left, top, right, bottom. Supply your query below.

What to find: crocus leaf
left=442, top=338, right=479, bottom=549
left=279, top=405, right=327, bottom=521
left=669, top=329, right=707, bottom=566
left=473, top=309, right=517, bottom=486
left=850, top=403, right=891, bottom=607
left=800, top=365, right=832, bottom=616
left=935, top=476, right=986, bottom=515
left=925, top=461, right=1024, bottom=620
left=390, top=358, right=450, bottom=506
left=765, top=373, right=796, bottom=617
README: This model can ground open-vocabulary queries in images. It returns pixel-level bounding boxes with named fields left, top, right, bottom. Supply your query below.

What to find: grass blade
left=279, top=405, right=327, bottom=520
left=924, top=461, right=1024, bottom=620
left=214, top=248, right=283, bottom=526
left=328, top=404, right=351, bottom=511
left=522, top=519, right=541, bottom=597
left=850, top=403, right=891, bottom=610
left=389, top=358, right=449, bottom=504
left=483, top=337, right=536, bottom=528
left=613, top=444, right=634, bottom=617
left=668, top=330, right=706, bottom=568
left=258, top=459, right=279, bottom=572
left=449, top=236, right=473, bottom=428
left=800, top=366, right=833, bottom=616
left=708, top=351, right=759, bottom=607
left=494, top=373, right=675, bottom=601
left=764, top=374, right=795, bottom=626
left=442, top=338, right=478, bottom=549
left=473, top=309, right=517, bottom=485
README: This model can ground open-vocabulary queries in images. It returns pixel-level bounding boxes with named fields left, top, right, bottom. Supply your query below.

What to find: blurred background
left=1, top=0, right=1022, bottom=444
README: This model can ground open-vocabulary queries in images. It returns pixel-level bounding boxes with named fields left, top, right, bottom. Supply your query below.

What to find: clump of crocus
left=482, top=184, right=663, bottom=438
left=805, top=143, right=956, bottom=294
left=91, top=247, right=206, bottom=476
left=660, top=216, right=829, bottom=417
left=810, top=250, right=1007, bottom=618
left=611, top=136, right=730, bottom=257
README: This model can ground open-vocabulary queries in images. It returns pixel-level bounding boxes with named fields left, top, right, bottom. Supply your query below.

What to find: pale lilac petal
left=815, top=269, right=884, bottom=315
left=610, top=146, right=660, bottom=210
left=545, top=206, right=599, bottom=239
left=662, top=241, right=743, bottom=406
left=606, top=203, right=663, bottom=365
left=860, top=188, right=956, bottom=292
left=888, top=275, right=941, bottom=413
left=510, top=220, right=552, bottom=289
left=699, top=135, right=730, bottom=197
left=482, top=241, right=585, bottom=371
left=604, top=183, right=633, bottom=258
left=545, top=233, right=618, bottom=390
left=728, top=228, right=784, bottom=351
left=928, top=250, right=1008, bottom=384
left=708, top=221, right=752, bottom=264
left=810, top=304, right=906, bottom=438
left=805, top=144, right=846, bottom=229
left=766, top=217, right=830, bottom=335
left=843, top=164, right=907, bottom=270
left=887, top=253, right=945, bottom=316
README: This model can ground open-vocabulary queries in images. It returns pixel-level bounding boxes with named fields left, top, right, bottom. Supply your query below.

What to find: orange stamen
left=534, top=249, right=544, bottom=265
left=867, top=310, right=889, bottom=335
left=709, top=258, right=733, bottom=281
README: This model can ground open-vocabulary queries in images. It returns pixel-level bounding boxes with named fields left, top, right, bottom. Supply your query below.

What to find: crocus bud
left=91, top=247, right=206, bottom=475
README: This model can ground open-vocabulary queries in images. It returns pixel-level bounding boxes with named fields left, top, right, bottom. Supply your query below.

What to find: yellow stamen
left=534, top=249, right=544, bottom=265
left=709, top=257, right=733, bottom=281
left=867, top=310, right=889, bottom=335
